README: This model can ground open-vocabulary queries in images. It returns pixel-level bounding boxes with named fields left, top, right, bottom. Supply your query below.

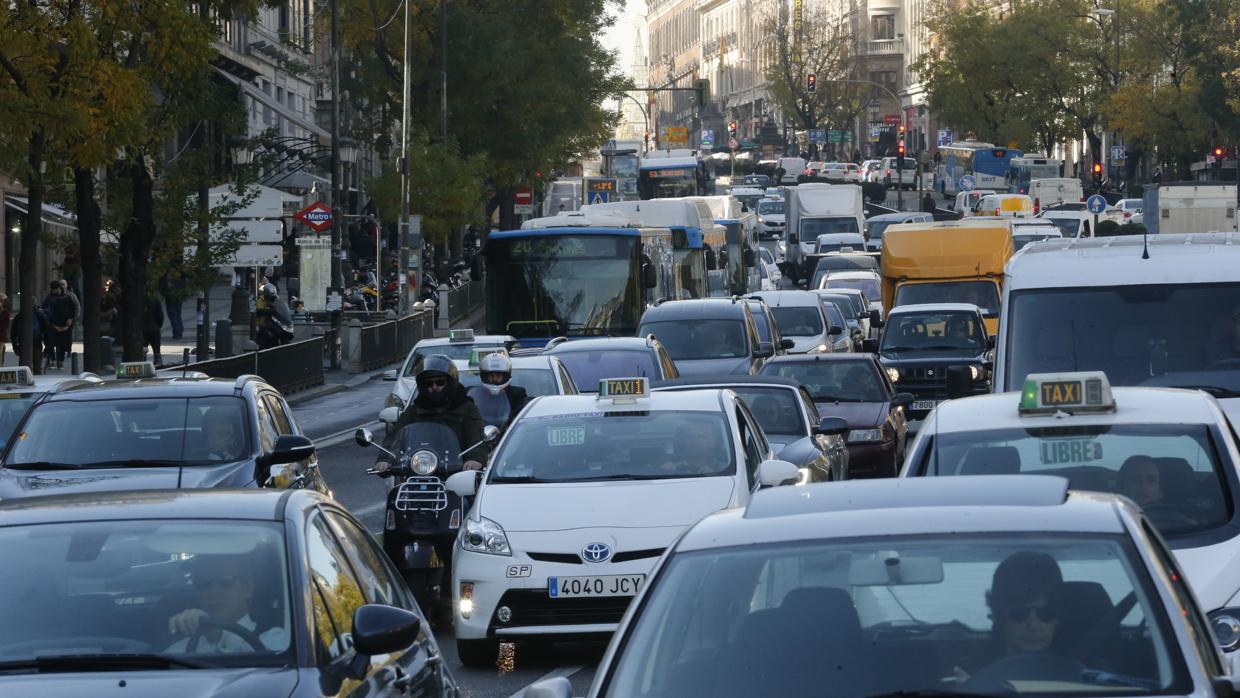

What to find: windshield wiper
left=3, top=461, right=84, bottom=470
left=1170, top=385, right=1240, bottom=398
left=0, top=653, right=215, bottom=674
left=863, top=690, right=1003, bottom=698
left=815, top=395, right=863, bottom=402
left=79, top=459, right=186, bottom=469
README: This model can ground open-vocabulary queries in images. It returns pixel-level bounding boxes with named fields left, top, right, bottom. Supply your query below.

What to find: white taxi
left=901, top=371, right=1240, bottom=665
left=445, top=377, right=800, bottom=666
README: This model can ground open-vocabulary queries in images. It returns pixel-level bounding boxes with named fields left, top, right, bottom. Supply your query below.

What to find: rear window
left=553, top=350, right=659, bottom=392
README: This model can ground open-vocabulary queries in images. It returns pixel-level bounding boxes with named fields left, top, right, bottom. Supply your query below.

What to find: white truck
left=1142, top=182, right=1238, bottom=234
left=783, top=183, right=864, bottom=284
left=1027, top=177, right=1083, bottom=212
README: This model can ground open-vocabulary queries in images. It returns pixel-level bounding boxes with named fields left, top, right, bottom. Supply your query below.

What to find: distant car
left=878, top=303, right=993, bottom=421
left=820, top=270, right=882, bottom=312
left=816, top=297, right=861, bottom=352
left=729, top=186, right=766, bottom=211
left=951, top=189, right=997, bottom=217
left=757, top=246, right=782, bottom=289
left=0, top=489, right=458, bottom=695
left=746, top=290, right=842, bottom=354
left=543, top=336, right=680, bottom=392
left=741, top=174, right=771, bottom=187
left=804, top=161, right=828, bottom=178
left=815, top=291, right=868, bottom=347
left=813, top=232, right=867, bottom=255
left=865, top=212, right=933, bottom=252
left=1116, top=197, right=1144, bottom=224
left=809, top=252, right=880, bottom=290
left=385, top=330, right=516, bottom=408
left=974, top=193, right=1034, bottom=218
left=842, top=162, right=864, bottom=183
left=756, top=197, right=786, bottom=239
left=1010, top=220, right=1064, bottom=250
left=742, top=298, right=796, bottom=358
left=637, top=298, right=770, bottom=376
left=760, top=353, right=911, bottom=476
left=819, top=162, right=847, bottom=183
left=880, top=156, right=916, bottom=189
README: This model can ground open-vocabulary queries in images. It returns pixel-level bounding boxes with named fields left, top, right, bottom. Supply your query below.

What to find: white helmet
left=478, top=351, right=512, bottom=395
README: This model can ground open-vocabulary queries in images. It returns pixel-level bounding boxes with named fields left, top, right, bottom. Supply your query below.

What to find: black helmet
left=260, top=283, right=278, bottom=301
left=415, top=354, right=459, bottom=405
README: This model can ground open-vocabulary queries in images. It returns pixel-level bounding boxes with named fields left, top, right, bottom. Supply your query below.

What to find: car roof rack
left=543, top=336, right=569, bottom=350
left=233, top=374, right=264, bottom=393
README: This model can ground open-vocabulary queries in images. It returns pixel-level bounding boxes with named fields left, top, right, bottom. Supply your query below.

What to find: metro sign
left=295, top=202, right=333, bottom=232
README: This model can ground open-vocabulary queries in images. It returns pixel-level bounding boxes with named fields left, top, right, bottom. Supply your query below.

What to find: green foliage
left=366, top=130, right=487, bottom=244
left=761, top=0, right=867, bottom=132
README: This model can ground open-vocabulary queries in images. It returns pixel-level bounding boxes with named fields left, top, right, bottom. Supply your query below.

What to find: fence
left=439, top=280, right=486, bottom=328
left=186, top=336, right=325, bottom=394
left=340, top=309, right=437, bottom=373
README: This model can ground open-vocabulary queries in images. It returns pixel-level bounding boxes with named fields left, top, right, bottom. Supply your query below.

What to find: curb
left=287, top=369, right=389, bottom=407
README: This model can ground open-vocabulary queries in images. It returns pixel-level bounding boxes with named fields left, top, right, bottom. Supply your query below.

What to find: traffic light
left=897, top=141, right=906, bottom=166
left=898, top=123, right=906, bottom=135
left=806, top=73, right=817, bottom=93
left=694, top=78, right=710, bottom=108
left=728, top=121, right=738, bottom=138
left=1091, top=161, right=1103, bottom=187
left=1213, top=145, right=1226, bottom=158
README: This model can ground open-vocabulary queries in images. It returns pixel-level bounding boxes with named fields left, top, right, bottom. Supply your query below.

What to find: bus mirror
left=743, top=248, right=756, bottom=268
left=642, top=262, right=658, bottom=289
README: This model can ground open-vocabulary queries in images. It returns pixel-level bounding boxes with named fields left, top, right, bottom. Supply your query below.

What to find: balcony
left=866, top=38, right=903, bottom=56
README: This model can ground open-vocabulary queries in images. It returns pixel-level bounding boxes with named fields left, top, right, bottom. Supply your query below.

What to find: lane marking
left=508, top=664, right=584, bottom=698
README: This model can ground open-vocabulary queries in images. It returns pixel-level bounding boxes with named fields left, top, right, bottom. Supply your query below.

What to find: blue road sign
left=1086, top=194, right=1107, bottom=214
left=700, top=129, right=714, bottom=147
left=589, top=191, right=611, bottom=205
left=959, top=175, right=976, bottom=191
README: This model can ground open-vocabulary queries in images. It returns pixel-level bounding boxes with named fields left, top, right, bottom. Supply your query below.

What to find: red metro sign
left=295, top=202, right=333, bottom=232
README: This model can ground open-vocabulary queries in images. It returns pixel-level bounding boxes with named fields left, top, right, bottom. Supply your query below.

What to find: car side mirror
left=756, top=342, right=775, bottom=358
left=890, top=392, right=915, bottom=408
left=987, top=334, right=996, bottom=349
left=756, top=459, right=801, bottom=487
left=525, top=677, right=572, bottom=698
left=382, top=369, right=398, bottom=381
left=945, top=365, right=974, bottom=399
left=352, top=604, right=421, bottom=657
left=261, top=434, right=316, bottom=467
left=779, top=338, right=796, bottom=350
left=828, top=325, right=844, bottom=336
left=378, top=406, right=401, bottom=423
left=862, top=338, right=879, bottom=353
left=813, top=416, right=850, bottom=436
left=484, top=425, right=501, bottom=442
left=869, top=309, right=884, bottom=327
left=446, top=470, right=479, bottom=497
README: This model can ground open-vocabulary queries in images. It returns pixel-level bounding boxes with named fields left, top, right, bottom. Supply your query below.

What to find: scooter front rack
left=394, top=476, right=449, bottom=512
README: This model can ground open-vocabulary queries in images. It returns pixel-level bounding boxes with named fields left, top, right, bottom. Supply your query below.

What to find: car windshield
left=639, top=320, right=749, bottom=360
left=732, top=388, right=804, bottom=437
left=405, top=343, right=505, bottom=375
left=770, top=306, right=824, bottom=337
left=761, top=360, right=887, bottom=402
left=1013, top=234, right=1059, bottom=251
left=882, top=311, right=987, bottom=352
left=921, top=424, right=1232, bottom=538
left=553, top=350, right=660, bottom=393
left=603, top=534, right=1190, bottom=698
left=0, top=520, right=292, bottom=667
left=757, top=200, right=783, bottom=215
left=1005, top=283, right=1240, bottom=393
left=816, top=255, right=879, bottom=273
left=800, top=217, right=860, bottom=242
left=491, top=411, right=734, bottom=481
left=460, top=367, right=559, bottom=397
left=866, top=220, right=895, bottom=240
left=895, top=282, right=1000, bottom=315
left=0, top=392, right=42, bottom=446
left=8, top=397, right=251, bottom=466
left=825, top=276, right=880, bottom=300
left=815, top=236, right=865, bottom=253
left=1043, top=217, right=1082, bottom=237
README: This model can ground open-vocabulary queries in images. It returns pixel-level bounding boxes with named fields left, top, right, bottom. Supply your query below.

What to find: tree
left=366, top=129, right=487, bottom=244
left=762, top=0, right=867, bottom=146
left=1173, top=0, right=1240, bottom=143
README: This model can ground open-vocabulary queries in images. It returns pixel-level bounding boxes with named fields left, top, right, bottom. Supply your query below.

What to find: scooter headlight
left=409, top=449, right=439, bottom=475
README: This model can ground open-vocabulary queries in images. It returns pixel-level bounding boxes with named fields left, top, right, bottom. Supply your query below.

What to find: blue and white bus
left=936, top=142, right=1022, bottom=196
left=485, top=216, right=677, bottom=346
left=637, top=150, right=708, bottom=199
left=1006, top=155, right=1063, bottom=194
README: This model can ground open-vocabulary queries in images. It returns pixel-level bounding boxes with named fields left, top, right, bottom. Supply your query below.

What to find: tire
left=457, top=638, right=499, bottom=667
left=403, top=569, right=438, bottom=615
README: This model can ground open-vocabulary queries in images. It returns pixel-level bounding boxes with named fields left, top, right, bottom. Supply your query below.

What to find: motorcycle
left=355, top=417, right=498, bottom=614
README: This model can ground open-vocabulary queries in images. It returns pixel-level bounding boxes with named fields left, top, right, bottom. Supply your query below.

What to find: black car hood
left=0, top=461, right=256, bottom=498
left=0, top=667, right=297, bottom=697
left=878, top=349, right=984, bottom=366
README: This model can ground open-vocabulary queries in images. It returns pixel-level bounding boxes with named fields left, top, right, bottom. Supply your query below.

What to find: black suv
left=638, top=298, right=773, bottom=375
left=0, top=367, right=325, bottom=498
left=877, top=304, right=993, bottom=422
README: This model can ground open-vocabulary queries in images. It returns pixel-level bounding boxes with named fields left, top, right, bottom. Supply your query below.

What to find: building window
left=870, top=14, right=895, bottom=40
left=870, top=70, right=898, bottom=99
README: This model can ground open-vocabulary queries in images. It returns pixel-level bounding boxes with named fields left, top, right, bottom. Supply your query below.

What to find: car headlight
left=813, top=343, right=830, bottom=353
left=384, top=392, right=402, bottom=408
left=969, top=365, right=981, bottom=380
left=847, top=429, right=883, bottom=443
left=461, top=516, right=511, bottom=556
left=886, top=367, right=900, bottom=383
left=409, top=449, right=438, bottom=475
left=1210, top=609, right=1240, bottom=651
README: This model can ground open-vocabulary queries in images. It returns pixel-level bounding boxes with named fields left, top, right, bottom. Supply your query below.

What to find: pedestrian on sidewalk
left=12, top=306, right=44, bottom=373
left=143, top=295, right=165, bottom=365
left=43, top=281, right=74, bottom=369
left=0, top=293, right=11, bottom=366
left=161, top=269, right=187, bottom=340
left=922, top=191, right=937, bottom=214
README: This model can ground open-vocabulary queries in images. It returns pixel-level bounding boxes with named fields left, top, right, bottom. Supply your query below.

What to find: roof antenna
left=1142, top=228, right=1150, bottom=260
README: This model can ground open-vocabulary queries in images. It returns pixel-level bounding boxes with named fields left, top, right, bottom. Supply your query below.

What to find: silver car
left=747, top=290, right=842, bottom=354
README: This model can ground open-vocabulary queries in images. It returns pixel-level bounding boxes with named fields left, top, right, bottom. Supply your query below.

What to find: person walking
left=43, top=281, right=74, bottom=369
left=922, top=191, right=937, bottom=214
left=12, top=305, right=44, bottom=373
left=161, top=270, right=187, bottom=340
left=143, top=294, right=165, bottom=365
left=0, top=293, right=10, bottom=366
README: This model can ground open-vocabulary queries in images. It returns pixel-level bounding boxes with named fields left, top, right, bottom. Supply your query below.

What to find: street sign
left=883, top=114, right=901, bottom=125
left=294, top=202, right=333, bottom=232
left=1086, top=194, right=1107, bottom=214
left=868, top=125, right=882, bottom=143
left=700, top=128, right=714, bottom=147
left=959, top=175, right=976, bottom=191
left=585, top=178, right=617, bottom=205
left=1110, top=145, right=1126, bottom=161
left=728, top=137, right=739, bottom=151
left=604, top=139, right=617, bottom=151
left=663, top=126, right=689, bottom=145
left=828, top=130, right=849, bottom=143
left=938, top=129, right=953, bottom=146
left=515, top=185, right=534, bottom=214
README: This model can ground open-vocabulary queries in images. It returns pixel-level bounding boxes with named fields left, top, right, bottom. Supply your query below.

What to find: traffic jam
left=5, top=174, right=1240, bottom=696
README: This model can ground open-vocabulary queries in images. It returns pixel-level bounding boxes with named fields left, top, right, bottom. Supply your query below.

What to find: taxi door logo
left=581, top=542, right=612, bottom=563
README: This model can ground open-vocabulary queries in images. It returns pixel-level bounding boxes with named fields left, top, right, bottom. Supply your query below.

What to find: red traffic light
left=806, top=73, right=817, bottom=92
left=1091, top=162, right=1103, bottom=174
left=1213, top=146, right=1226, bottom=158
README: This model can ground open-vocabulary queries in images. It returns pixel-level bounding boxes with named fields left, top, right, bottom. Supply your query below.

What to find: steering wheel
left=1140, top=501, right=1198, bottom=528
left=186, top=619, right=267, bottom=652
left=964, top=652, right=1085, bottom=693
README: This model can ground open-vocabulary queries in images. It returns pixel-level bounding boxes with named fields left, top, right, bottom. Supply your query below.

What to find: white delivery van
left=776, top=157, right=807, bottom=185
left=1027, top=177, right=1083, bottom=213
left=784, top=183, right=864, bottom=283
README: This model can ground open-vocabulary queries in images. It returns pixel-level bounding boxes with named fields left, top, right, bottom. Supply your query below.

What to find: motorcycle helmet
left=260, top=282, right=278, bottom=301
left=478, top=351, right=512, bottom=396
left=415, top=354, right=459, bottom=405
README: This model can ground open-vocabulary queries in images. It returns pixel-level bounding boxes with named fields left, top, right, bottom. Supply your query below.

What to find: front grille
left=902, top=366, right=949, bottom=382
left=394, top=477, right=447, bottom=512
left=492, top=589, right=632, bottom=628
left=527, top=552, right=582, bottom=565
left=612, top=548, right=664, bottom=563
left=525, top=547, right=666, bottom=565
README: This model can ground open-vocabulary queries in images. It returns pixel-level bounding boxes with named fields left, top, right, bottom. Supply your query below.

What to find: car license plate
left=910, top=400, right=938, bottom=411
left=548, top=574, right=645, bottom=599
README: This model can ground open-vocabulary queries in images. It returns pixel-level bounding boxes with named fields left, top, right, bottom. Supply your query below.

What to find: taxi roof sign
left=469, top=347, right=507, bottom=367
left=117, top=361, right=157, bottom=379
left=448, top=328, right=476, bottom=343
left=597, top=377, right=649, bottom=403
left=1019, top=371, right=1114, bottom=415
left=0, top=366, right=34, bottom=386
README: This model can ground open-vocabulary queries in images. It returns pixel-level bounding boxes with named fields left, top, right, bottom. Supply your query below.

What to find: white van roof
left=1007, top=232, right=1240, bottom=289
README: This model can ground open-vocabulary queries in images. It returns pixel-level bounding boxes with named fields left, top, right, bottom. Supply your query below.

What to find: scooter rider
left=371, top=354, right=488, bottom=476
left=466, top=351, right=530, bottom=431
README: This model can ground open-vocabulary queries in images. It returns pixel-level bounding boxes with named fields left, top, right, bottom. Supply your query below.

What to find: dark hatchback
left=0, top=489, right=457, bottom=696
left=0, top=375, right=325, bottom=499
left=543, top=336, right=680, bottom=392
left=638, top=298, right=771, bottom=376
left=760, top=353, right=912, bottom=477
left=877, top=304, right=992, bottom=422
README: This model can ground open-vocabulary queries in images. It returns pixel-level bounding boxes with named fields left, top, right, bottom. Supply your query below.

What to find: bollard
left=215, top=319, right=233, bottom=358
left=69, top=351, right=79, bottom=375
left=98, top=337, right=116, bottom=373
left=343, top=319, right=364, bottom=373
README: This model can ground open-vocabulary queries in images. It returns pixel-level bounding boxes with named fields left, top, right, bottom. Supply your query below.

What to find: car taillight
left=885, top=170, right=892, bottom=176
left=1034, top=198, right=1040, bottom=214
left=1124, top=211, right=1132, bottom=219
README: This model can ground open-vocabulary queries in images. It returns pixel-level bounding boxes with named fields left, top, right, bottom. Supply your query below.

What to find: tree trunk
left=74, top=166, right=103, bottom=372
left=18, top=131, right=45, bottom=372
left=496, top=187, right=516, bottom=232
left=119, top=155, right=155, bottom=361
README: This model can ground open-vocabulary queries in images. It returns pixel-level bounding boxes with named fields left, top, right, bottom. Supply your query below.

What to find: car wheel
left=457, top=638, right=500, bottom=667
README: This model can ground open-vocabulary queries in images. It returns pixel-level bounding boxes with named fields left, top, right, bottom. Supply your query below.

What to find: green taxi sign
left=117, top=361, right=157, bottom=379
left=0, top=366, right=34, bottom=387
left=1019, top=371, right=1114, bottom=415
left=448, top=328, right=476, bottom=343
left=597, top=377, right=649, bottom=402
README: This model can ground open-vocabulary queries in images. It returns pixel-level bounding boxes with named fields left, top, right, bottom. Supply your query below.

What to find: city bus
left=486, top=215, right=677, bottom=346
left=637, top=150, right=708, bottom=199
left=1007, top=155, right=1063, bottom=194
left=936, top=142, right=1022, bottom=196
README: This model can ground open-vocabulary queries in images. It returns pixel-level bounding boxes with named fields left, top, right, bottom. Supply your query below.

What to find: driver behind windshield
left=660, top=417, right=730, bottom=475
left=167, top=553, right=288, bottom=654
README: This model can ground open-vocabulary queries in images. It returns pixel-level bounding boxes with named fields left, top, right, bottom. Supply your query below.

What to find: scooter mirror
left=354, top=428, right=374, bottom=448
left=378, top=406, right=401, bottom=423
left=483, top=425, right=501, bottom=442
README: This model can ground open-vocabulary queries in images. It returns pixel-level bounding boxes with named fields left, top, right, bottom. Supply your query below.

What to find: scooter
left=355, top=415, right=498, bottom=615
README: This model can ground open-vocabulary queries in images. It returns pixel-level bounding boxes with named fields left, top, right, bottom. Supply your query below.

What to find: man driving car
left=166, top=553, right=288, bottom=654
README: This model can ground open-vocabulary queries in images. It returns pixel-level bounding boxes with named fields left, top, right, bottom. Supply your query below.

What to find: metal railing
left=187, top=336, right=325, bottom=394
left=341, top=309, right=436, bottom=373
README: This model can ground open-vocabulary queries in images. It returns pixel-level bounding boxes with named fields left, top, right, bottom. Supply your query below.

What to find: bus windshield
left=1009, top=160, right=1062, bottom=193
left=486, top=234, right=644, bottom=339
left=639, top=167, right=699, bottom=199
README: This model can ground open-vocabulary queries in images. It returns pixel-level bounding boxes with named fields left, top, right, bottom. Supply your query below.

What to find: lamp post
left=329, top=0, right=343, bottom=297
left=399, top=0, right=413, bottom=314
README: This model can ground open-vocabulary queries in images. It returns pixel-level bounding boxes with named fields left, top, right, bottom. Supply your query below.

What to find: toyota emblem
left=581, top=542, right=612, bottom=563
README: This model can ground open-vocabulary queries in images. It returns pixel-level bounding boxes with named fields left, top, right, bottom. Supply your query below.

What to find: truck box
left=784, top=183, right=864, bottom=281
left=1142, top=182, right=1238, bottom=235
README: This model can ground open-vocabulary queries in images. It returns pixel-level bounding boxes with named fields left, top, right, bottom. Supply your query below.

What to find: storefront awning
left=5, top=196, right=77, bottom=236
